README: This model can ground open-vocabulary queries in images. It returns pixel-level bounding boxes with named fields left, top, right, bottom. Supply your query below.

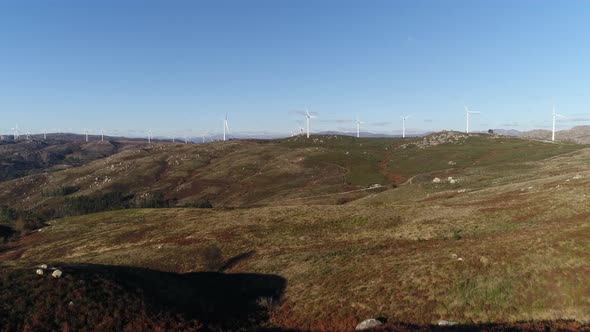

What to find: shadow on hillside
left=220, top=249, right=256, bottom=272
left=65, top=263, right=287, bottom=329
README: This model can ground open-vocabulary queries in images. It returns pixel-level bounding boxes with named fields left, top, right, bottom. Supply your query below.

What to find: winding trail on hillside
left=268, top=185, right=386, bottom=203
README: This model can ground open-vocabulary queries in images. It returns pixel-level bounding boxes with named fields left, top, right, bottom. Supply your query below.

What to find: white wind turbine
left=305, top=110, right=316, bottom=138
left=552, top=105, right=565, bottom=142
left=84, top=129, right=91, bottom=142
left=12, top=124, right=19, bottom=140
left=43, top=129, right=47, bottom=140
left=356, top=117, right=364, bottom=138
left=401, top=115, right=411, bottom=138
left=148, top=129, right=152, bottom=144
left=223, top=114, right=230, bottom=141
left=101, top=129, right=105, bottom=141
left=464, top=105, right=480, bottom=133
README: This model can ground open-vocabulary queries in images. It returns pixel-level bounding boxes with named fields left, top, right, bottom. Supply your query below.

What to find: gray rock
left=438, top=320, right=459, bottom=326
left=52, top=269, right=63, bottom=278
left=355, top=318, right=383, bottom=331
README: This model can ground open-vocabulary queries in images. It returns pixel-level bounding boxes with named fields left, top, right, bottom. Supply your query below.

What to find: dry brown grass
left=2, top=141, right=590, bottom=330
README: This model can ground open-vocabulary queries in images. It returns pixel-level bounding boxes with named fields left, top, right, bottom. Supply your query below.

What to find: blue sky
left=2, top=0, right=590, bottom=137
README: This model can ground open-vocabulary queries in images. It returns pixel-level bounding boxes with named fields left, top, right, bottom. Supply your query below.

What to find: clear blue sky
left=2, top=0, right=590, bottom=137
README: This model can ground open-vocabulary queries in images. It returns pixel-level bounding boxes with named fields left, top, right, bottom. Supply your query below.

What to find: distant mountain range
left=520, top=125, right=590, bottom=144
left=6, top=126, right=590, bottom=144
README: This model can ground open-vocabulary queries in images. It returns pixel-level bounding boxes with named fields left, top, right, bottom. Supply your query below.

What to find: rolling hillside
left=0, top=133, right=581, bottom=212
left=2, top=133, right=590, bottom=330
left=0, top=136, right=146, bottom=182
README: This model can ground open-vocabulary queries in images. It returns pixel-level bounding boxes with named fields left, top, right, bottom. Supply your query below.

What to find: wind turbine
left=356, top=117, right=364, bottom=138
left=202, top=135, right=205, bottom=144
left=148, top=129, right=152, bottom=144
left=184, top=136, right=189, bottom=144
left=101, top=129, right=105, bottom=141
left=12, top=124, right=19, bottom=140
left=84, top=129, right=91, bottom=142
left=43, top=129, right=47, bottom=140
left=305, top=110, right=316, bottom=138
left=552, top=105, right=565, bottom=142
left=401, top=115, right=411, bottom=138
left=223, top=114, right=229, bottom=141
left=464, top=105, right=480, bottom=134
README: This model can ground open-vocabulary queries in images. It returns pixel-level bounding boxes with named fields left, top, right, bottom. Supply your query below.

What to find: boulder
left=356, top=318, right=383, bottom=331
left=39, top=264, right=48, bottom=269
left=438, top=320, right=459, bottom=326
left=52, top=269, right=63, bottom=278
left=432, top=177, right=441, bottom=183
left=36, top=269, right=44, bottom=275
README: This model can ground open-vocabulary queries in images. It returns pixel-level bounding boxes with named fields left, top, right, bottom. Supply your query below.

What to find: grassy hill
left=0, top=137, right=145, bottom=182
left=0, top=133, right=581, bottom=212
left=2, top=133, right=590, bottom=330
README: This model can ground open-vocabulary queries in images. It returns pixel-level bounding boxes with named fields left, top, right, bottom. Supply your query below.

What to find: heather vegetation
left=1, top=134, right=590, bottom=331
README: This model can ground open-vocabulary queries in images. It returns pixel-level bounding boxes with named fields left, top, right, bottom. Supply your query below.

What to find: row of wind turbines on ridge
left=1, top=107, right=567, bottom=143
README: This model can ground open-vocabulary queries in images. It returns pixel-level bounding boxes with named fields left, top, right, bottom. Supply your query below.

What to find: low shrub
left=185, top=198, right=213, bottom=209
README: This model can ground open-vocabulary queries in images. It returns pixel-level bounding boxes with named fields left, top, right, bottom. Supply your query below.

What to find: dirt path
left=378, top=148, right=404, bottom=184
left=270, top=185, right=385, bottom=203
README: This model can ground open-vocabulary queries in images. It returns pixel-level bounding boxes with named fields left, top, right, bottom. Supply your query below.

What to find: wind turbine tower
left=12, top=124, right=19, bottom=140
left=401, top=115, right=411, bottom=138
left=101, top=130, right=105, bottom=141
left=305, top=110, right=316, bottom=138
left=223, top=114, right=229, bottom=141
left=356, top=117, right=364, bottom=138
left=464, top=105, right=480, bottom=134
left=148, top=129, right=152, bottom=144
left=84, top=129, right=90, bottom=142
left=552, top=105, right=564, bottom=142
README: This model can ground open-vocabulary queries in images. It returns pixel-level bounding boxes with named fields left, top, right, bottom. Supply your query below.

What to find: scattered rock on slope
left=355, top=318, right=383, bottom=330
